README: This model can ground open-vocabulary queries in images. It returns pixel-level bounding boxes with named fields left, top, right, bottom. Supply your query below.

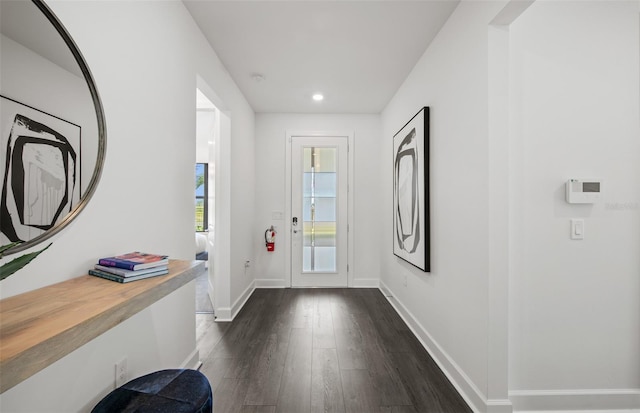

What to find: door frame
left=285, top=130, right=355, bottom=288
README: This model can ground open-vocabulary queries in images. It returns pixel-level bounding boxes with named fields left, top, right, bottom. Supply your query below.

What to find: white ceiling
left=183, top=1, right=459, bottom=114
left=1, top=0, right=82, bottom=78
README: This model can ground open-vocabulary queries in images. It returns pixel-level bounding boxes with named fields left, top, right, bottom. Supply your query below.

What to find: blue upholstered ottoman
left=92, top=369, right=212, bottom=413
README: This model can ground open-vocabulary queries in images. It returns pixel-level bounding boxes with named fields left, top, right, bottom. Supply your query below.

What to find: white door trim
left=285, top=130, right=355, bottom=288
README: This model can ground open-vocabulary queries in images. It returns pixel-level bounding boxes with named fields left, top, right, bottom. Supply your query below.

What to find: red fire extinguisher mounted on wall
left=265, top=226, right=276, bottom=252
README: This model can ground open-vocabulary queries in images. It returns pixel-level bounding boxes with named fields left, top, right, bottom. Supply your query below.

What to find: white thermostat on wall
left=565, top=179, right=602, bottom=204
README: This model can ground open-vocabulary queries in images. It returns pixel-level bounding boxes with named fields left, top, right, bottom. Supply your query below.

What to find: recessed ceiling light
left=312, top=94, right=324, bottom=101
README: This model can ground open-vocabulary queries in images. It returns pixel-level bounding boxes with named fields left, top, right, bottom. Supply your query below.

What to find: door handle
left=292, top=217, right=298, bottom=234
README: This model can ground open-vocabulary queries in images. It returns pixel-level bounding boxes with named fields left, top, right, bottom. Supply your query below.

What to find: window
left=302, top=147, right=337, bottom=272
left=195, top=163, right=208, bottom=232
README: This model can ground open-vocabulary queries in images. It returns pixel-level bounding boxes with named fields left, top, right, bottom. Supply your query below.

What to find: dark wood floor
left=195, top=288, right=472, bottom=413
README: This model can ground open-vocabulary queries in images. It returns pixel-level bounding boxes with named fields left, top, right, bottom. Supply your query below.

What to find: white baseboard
left=214, top=281, right=256, bottom=322
left=181, top=348, right=200, bottom=370
left=254, top=278, right=381, bottom=289
left=254, top=278, right=287, bottom=288
left=378, top=280, right=497, bottom=413
left=207, top=277, right=215, bottom=315
left=214, top=307, right=232, bottom=322
left=509, top=389, right=640, bottom=412
left=488, top=399, right=516, bottom=413
left=379, top=282, right=393, bottom=297
left=231, top=281, right=255, bottom=320
left=351, top=278, right=380, bottom=288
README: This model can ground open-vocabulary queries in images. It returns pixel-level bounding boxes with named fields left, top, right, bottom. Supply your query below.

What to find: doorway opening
left=195, top=88, right=217, bottom=314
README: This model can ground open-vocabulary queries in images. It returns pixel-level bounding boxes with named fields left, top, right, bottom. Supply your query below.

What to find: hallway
left=196, top=288, right=471, bottom=413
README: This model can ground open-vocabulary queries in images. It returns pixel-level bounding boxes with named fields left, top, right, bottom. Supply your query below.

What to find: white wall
left=229, top=105, right=256, bottom=312
left=380, top=1, right=639, bottom=412
left=380, top=1, right=510, bottom=412
left=0, top=0, right=254, bottom=411
left=192, top=46, right=256, bottom=320
left=508, top=1, right=640, bottom=410
left=196, top=110, right=215, bottom=164
left=254, top=113, right=382, bottom=288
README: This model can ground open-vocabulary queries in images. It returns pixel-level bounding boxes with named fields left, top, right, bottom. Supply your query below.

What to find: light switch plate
left=570, top=219, right=584, bottom=240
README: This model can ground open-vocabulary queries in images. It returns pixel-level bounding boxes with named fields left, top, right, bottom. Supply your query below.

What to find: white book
left=94, top=264, right=169, bottom=277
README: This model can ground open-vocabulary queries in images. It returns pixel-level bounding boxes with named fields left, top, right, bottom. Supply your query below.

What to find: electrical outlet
left=115, top=357, right=127, bottom=387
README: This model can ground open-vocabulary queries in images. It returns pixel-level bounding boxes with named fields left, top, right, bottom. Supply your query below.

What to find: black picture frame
left=1, top=95, right=81, bottom=244
left=393, top=106, right=430, bottom=272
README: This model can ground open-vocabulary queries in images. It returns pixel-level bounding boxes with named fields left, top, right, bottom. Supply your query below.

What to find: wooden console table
left=0, top=259, right=204, bottom=393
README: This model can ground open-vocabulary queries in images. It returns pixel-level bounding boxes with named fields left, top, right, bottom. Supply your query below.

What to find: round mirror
left=0, top=0, right=106, bottom=255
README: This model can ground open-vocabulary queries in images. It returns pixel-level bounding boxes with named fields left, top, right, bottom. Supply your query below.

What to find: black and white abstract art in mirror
left=0, top=95, right=81, bottom=244
left=393, top=106, right=430, bottom=272
left=0, top=0, right=106, bottom=255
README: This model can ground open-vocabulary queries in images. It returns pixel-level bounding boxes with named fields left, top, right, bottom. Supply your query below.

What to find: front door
left=291, top=136, right=348, bottom=287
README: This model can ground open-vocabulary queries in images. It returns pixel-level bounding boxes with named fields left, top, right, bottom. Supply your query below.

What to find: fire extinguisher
left=265, top=226, right=276, bottom=252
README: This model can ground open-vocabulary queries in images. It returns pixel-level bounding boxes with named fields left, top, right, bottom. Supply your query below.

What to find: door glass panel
left=303, top=198, right=336, bottom=221
left=302, top=247, right=336, bottom=272
left=302, top=147, right=337, bottom=272
left=303, top=173, right=336, bottom=197
left=302, top=221, right=336, bottom=247
left=312, top=247, right=337, bottom=272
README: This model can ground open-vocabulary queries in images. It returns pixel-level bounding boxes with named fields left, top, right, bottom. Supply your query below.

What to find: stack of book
left=89, top=252, right=169, bottom=283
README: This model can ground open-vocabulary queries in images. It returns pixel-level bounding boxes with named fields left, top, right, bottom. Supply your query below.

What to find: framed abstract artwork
left=393, top=106, right=429, bottom=272
left=1, top=95, right=81, bottom=244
